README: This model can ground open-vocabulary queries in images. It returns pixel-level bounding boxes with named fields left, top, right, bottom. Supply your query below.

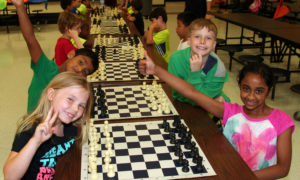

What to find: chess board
left=88, top=62, right=158, bottom=83
left=81, top=119, right=216, bottom=180
left=98, top=47, right=143, bottom=62
left=91, top=85, right=178, bottom=120
left=94, top=37, right=142, bottom=48
left=100, top=20, right=118, bottom=27
left=91, top=26, right=129, bottom=35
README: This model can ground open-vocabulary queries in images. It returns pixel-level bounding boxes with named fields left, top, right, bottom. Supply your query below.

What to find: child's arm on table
left=12, top=0, right=42, bottom=65
left=254, top=128, right=293, bottom=179
left=3, top=107, right=58, bottom=179
left=139, top=51, right=224, bottom=118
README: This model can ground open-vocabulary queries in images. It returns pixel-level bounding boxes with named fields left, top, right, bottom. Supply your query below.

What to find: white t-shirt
left=177, top=39, right=189, bottom=51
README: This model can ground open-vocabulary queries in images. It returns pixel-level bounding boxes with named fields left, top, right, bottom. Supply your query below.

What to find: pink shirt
left=222, top=102, right=294, bottom=170
left=54, top=37, right=77, bottom=66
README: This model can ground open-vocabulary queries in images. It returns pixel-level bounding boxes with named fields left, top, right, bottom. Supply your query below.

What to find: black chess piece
left=173, top=115, right=181, bottom=127
left=196, top=163, right=205, bottom=173
left=162, top=118, right=167, bottom=128
left=113, top=49, right=117, bottom=54
left=182, top=159, right=190, bottom=172
left=184, top=138, right=192, bottom=149
left=193, top=152, right=200, bottom=164
left=148, top=75, right=154, bottom=79
left=174, top=146, right=182, bottom=157
left=164, top=122, right=170, bottom=132
left=169, top=132, right=176, bottom=144
left=176, top=152, right=184, bottom=166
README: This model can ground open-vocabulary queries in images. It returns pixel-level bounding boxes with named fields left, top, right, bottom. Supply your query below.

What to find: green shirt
left=153, top=29, right=170, bottom=63
left=168, top=47, right=230, bottom=106
left=28, top=53, right=59, bottom=113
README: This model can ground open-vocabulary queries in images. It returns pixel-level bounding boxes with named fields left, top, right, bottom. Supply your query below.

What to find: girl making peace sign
left=3, top=72, right=93, bottom=179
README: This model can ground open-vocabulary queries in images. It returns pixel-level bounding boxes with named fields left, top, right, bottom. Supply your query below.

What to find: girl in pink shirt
left=139, top=55, right=295, bottom=179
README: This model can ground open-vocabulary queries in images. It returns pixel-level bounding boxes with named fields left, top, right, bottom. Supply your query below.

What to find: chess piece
left=90, top=170, right=99, bottom=179
left=182, top=159, right=190, bottom=172
left=176, top=152, right=184, bottom=166
left=103, top=156, right=111, bottom=170
left=107, top=164, right=115, bottom=178
left=196, top=161, right=205, bottom=173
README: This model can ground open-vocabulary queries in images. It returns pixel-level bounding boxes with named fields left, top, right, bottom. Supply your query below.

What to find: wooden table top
left=54, top=10, right=257, bottom=180
left=213, top=13, right=300, bottom=48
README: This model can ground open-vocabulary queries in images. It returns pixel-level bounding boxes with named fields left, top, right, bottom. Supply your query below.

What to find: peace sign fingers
left=33, top=106, right=58, bottom=144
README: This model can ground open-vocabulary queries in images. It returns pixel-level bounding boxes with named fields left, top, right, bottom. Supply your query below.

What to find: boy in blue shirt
left=144, top=7, right=170, bottom=63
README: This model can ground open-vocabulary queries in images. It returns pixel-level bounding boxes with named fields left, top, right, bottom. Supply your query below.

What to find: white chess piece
left=164, top=105, right=171, bottom=114
left=142, top=82, right=146, bottom=89
left=107, top=164, right=115, bottom=178
left=157, top=104, right=162, bottom=113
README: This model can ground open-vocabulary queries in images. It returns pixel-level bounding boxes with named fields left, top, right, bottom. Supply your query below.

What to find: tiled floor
left=0, top=1, right=299, bottom=180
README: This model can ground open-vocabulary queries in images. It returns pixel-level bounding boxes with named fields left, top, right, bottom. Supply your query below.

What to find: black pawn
left=164, top=123, right=170, bottom=132
left=174, top=145, right=182, bottom=157
left=196, top=164, right=205, bottom=173
left=176, top=152, right=184, bottom=166
left=182, top=159, right=189, bottom=172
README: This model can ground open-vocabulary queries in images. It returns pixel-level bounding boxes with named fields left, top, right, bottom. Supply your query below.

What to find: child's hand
left=139, top=51, right=156, bottom=75
left=150, top=22, right=159, bottom=31
left=190, top=54, right=203, bottom=71
left=127, top=14, right=134, bottom=21
left=68, top=29, right=79, bottom=39
left=32, top=106, right=58, bottom=145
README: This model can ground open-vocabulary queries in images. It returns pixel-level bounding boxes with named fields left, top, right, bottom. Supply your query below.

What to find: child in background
left=144, top=7, right=170, bottom=63
left=3, top=72, right=93, bottom=180
left=176, top=11, right=197, bottom=50
left=139, top=56, right=294, bottom=180
left=55, top=12, right=84, bottom=66
left=11, top=0, right=98, bottom=113
left=127, top=0, right=144, bottom=36
left=77, top=0, right=92, bottom=19
left=169, top=19, right=230, bottom=107
left=118, top=0, right=131, bottom=10
left=61, top=0, right=82, bottom=15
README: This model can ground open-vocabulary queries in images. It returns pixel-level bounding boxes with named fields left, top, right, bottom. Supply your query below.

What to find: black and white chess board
left=94, top=37, right=142, bottom=48
left=88, top=62, right=158, bottom=83
left=81, top=119, right=216, bottom=180
left=91, top=85, right=178, bottom=120
left=100, top=20, right=118, bottom=27
left=98, top=48, right=143, bottom=62
left=100, top=26, right=130, bottom=35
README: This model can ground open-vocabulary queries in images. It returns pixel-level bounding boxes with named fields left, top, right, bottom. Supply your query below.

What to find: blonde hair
left=189, top=19, right=218, bottom=39
left=17, top=72, right=93, bottom=143
left=58, top=12, right=82, bottom=34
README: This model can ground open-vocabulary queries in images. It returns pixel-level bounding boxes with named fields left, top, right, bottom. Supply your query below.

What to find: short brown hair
left=58, top=12, right=82, bottom=34
left=189, top=19, right=217, bottom=39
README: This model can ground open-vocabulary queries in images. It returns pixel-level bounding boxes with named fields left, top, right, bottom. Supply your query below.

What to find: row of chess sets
left=81, top=3, right=217, bottom=179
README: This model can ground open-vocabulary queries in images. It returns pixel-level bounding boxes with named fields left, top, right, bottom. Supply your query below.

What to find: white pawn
left=152, top=103, right=158, bottom=111
left=157, top=104, right=162, bottom=113
left=164, top=105, right=171, bottom=114
left=103, top=156, right=111, bottom=170
left=142, top=82, right=146, bottom=89
left=107, top=164, right=115, bottom=178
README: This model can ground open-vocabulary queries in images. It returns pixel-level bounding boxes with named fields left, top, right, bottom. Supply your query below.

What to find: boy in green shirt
left=144, top=7, right=170, bottom=63
left=168, top=19, right=230, bottom=106
left=13, top=0, right=98, bottom=113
